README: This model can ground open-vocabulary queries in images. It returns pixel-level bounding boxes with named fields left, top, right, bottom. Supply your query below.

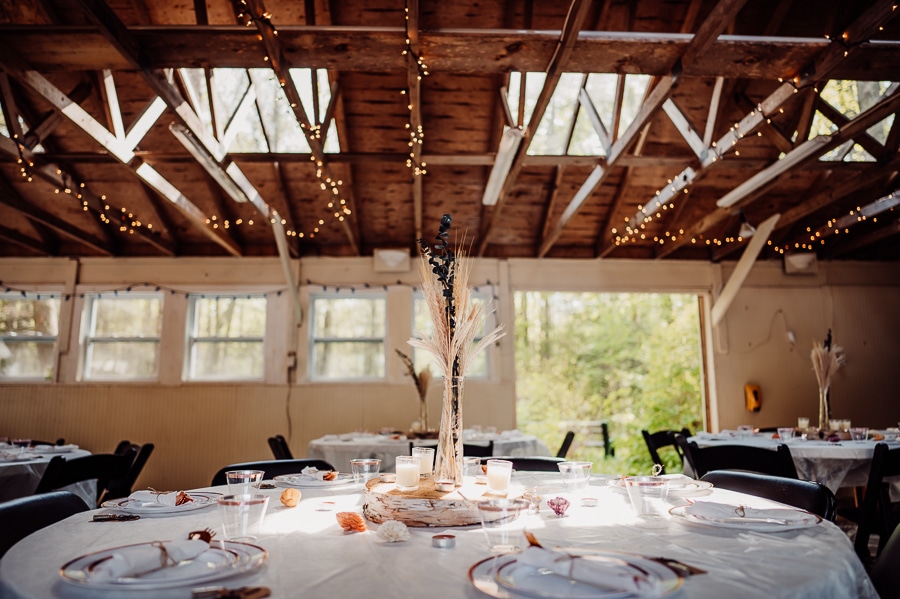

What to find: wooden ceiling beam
left=815, top=97, right=889, bottom=161
left=0, top=224, right=51, bottom=255
left=823, top=218, right=900, bottom=258
left=405, top=0, right=424, bottom=242
left=23, top=80, right=93, bottom=150
left=0, top=74, right=26, bottom=142
left=477, top=0, right=593, bottom=256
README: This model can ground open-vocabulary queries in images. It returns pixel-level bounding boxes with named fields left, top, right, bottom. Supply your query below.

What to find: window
left=82, top=294, right=162, bottom=380
left=0, top=293, right=60, bottom=380
left=186, top=295, right=266, bottom=380
left=310, top=293, right=385, bottom=380
left=412, top=291, right=494, bottom=379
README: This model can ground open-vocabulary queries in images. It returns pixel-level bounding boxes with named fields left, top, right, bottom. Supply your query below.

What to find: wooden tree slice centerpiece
left=363, top=477, right=508, bottom=527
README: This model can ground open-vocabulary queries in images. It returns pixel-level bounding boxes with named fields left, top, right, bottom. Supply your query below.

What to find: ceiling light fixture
left=482, top=127, right=524, bottom=206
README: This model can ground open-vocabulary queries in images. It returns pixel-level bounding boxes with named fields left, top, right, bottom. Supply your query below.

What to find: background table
left=0, top=472, right=877, bottom=599
left=0, top=448, right=93, bottom=505
left=308, top=430, right=551, bottom=472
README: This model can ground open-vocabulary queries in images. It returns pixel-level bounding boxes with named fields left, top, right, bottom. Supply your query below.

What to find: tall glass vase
left=419, top=398, right=429, bottom=433
left=434, top=376, right=464, bottom=486
left=818, top=387, right=831, bottom=431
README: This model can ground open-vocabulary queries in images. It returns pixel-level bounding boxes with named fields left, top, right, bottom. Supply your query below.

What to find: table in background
left=0, top=447, right=93, bottom=505
left=0, top=472, right=877, bottom=599
left=308, top=430, right=551, bottom=472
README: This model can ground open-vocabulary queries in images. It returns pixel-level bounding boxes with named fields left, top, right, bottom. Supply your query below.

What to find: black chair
left=556, top=431, right=575, bottom=459
left=851, top=443, right=900, bottom=561
left=211, top=458, right=335, bottom=486
left=869, top=523, right=900, bottom=598
left=268, top=435, right=294, bottom=460
left=700, top=470, right=836, bottom=521
left=641, top=428, right=692, bottom=475
left=479, top=456, right=565, bottom=472
left=33, top=448, right=137, bottom=507
left=462, top=441, right=494, bottom=458
left=0, top=491, right=90, bottom=558
left=674, top=434, right=798, bottom=479
left=103, top=442, right=155, bottom=501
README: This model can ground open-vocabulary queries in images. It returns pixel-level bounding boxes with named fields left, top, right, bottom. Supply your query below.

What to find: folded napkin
left=515, top=547, right=664, bottom=596
left=128, top=490, right=192, bottom=507
left=661, top=474, right=693, bottom=489
left=683, top=501, right=813, bottom=525
left=88, top=539, right=209, bottom=582
left=300, top=466, right=337, bottom=481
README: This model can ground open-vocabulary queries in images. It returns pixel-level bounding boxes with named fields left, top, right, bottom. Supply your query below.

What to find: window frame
left=80, top=292, right=164, bottom=382
left=0, top=291, right=62, bottom=382
left=308, top=290, right=387, bottom=382
left=184, top=293, right=267, bottom=382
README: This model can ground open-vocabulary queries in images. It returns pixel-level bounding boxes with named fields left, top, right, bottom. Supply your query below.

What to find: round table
left=0, top=472, right=877, bottom=599
left=0, top=447, right=94, bottom=505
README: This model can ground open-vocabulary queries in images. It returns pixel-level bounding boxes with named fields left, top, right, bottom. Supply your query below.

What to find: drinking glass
left=623, top=476, right=670, bottom=523
left=485, top=459, right=513, bottom=495
left=464, top=456, right=483, bottom=477
left=11, top=439, right=30, bottom=455
left=557, top=461, right=592, bottom=492
left=736, top=425, right=753, bottom=438
left=217, top=493, right=269, bottom=541
left=849, top=427, right=868, bottom=442
left=777, top=427, right=795, bottom=442
left=350, top=458, right=382, bottom=487
left=395, top=456, right=420, bottom=492
left=225, top=470, right=264, bottom=495
left=411, top=447, right=434, bottom=478
left=477, top=498, right=529, bottom=553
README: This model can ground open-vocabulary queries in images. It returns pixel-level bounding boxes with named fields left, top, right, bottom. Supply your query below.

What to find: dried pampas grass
left=810, top=341, right=845, bottom=391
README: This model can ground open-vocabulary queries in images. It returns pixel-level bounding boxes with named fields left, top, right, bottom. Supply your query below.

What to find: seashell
left=547, top=496, right=570, bottom=517
left=280, top=488, right=301, bottom=508
left=336, top=511, right=368, bottom=532
left=376, top=520, right=410, bottom=543
left=322, top=470, right=338, bottom=481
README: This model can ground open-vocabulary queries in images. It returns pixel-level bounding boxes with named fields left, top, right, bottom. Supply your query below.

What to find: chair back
left=700, top=470, right=836, bottom=521
left=267, top=435, right=294, bottom=460
left=103, top=442, right=155, bottom=501
left=211, top=458, right=335, bottom=486
left=641, top=428, right=692, bottom=475
left=556, top=431, right=576, bottom=459
left=33, top=449, right=137, bottom=506
left=674, top=434, right=797, bottom=479
left=854, top=442, right=900, bottom=560
left=0, top=491, right=89, bottom=558
left=462, top=440, right=494, bottom=458
left=869, top=523, right=900, bottom=598
left=479, top=456, right=565, bottom=472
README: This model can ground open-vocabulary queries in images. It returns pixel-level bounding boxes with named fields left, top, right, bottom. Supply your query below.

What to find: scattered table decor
left=377, top=520, right=411, bottom=543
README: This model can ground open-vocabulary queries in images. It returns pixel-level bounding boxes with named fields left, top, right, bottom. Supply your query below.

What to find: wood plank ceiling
left=0, top=0, right=898, bottom=261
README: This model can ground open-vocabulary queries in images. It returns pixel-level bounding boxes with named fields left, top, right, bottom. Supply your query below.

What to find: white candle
left=395, top=457, right=420, bottom=491
left=486, top=459, right=512, bottom=494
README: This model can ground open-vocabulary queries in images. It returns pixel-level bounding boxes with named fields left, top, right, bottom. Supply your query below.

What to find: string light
left=403, top=1, right=428, bottom=177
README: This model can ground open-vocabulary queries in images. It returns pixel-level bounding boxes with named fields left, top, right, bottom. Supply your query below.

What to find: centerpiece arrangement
left=407, top=214, right=504, bottom=485
left=395, top=348, right=434, bottom=436
left=810, top=329, right=845, bottom=431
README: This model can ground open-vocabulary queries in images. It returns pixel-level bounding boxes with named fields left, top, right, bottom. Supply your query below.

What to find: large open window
left=81, top=294, right=162, bottom=381
left=310, top=293, right=386, bottom=380
left=186, top=295, right=266, bottom=381
left=0, top=293, right=60, bottom=380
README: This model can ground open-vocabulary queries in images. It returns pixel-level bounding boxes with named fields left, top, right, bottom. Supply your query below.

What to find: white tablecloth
left=0, top=448, right=94, bottom=505
left=308, top=431, right=551, bottom=472
left=690, top=432, right=900, bottom=492
left=0, top=472, right=877, bottom=599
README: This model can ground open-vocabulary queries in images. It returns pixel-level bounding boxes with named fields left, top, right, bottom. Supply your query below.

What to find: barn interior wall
left=0, top=256, right=897, bottom=491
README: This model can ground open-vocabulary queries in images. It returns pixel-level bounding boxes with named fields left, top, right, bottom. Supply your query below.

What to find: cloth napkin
left=683, top=501, right=813, bottom=525
left=300, top=466, right=334, bottom=481
left=128, top=490, right=190, bottom=507
left=32, top=443, right=79, bottom=452
left=88, top=539, right=209, bottom=582
left=515, top=547, right=665, bottom=596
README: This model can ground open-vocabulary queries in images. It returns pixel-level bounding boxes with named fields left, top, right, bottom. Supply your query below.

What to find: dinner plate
left=605, top=477, right=713, bottom=497
left=0, top=452, right=39, bottom=462
left=31, top=444, right=79, bottom=454
left=669, top=504, right=821, bottom=532
left=274, top=473, right=354, bottom=488
left=469, top=549, right=682, bottom=599
left=60, top=540, right=267, bottom=590
left=101, top=492, right=221, bottom=516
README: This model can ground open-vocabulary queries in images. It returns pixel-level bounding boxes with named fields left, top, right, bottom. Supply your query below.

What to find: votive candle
left=395, top=456, right=420, bottom=491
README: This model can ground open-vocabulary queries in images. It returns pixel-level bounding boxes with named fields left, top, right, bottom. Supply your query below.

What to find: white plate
left=470, top=550, right=682, bottom=599
left=669, top=504, right=821, bottom=532
left=60, top=540, right=266, bottom=590
left=605, top=477, right=713, bottom=497
left=101, top=492, right=221, bottom=516
left=0, top=452, right=39, bottom=462
left=31, top=444, right=79, bottom=454
left=274, top=473, right=354, bottom=488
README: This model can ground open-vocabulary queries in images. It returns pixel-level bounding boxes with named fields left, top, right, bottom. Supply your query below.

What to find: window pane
left=0, top=297, right=59, bottom=336
left=314, top=341, right=384, bottom=378
left=193, top=297, right=266, bottom=337
left=313, top=298, right=385, bottom=338
left=0, top=340, right=55, bottom=379
left=191, top=341, right=263, bottom=379
left=91, top=298, right=161, bottom=337
left=86, top=341, right=159, bottom=379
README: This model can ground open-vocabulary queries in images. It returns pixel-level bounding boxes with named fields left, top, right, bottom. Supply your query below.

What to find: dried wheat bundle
left=810, top=340, right=845, bottom=391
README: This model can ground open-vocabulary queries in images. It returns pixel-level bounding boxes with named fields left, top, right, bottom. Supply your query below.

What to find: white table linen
left=0, top=472, right=877, bottom=599
left=0, top=448, right=94, bottom=505
left=308, top=430, right=551, bottom=472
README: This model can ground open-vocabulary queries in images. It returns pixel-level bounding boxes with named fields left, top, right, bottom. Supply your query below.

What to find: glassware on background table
left=829, top=419, right=842, bottom=432
left=464, top=456, right=483, bottom=477
left=350, top=458, right=381, bottom=487
left=395, top=456, right=420, bottom=492
left=777, top=427, right=795, bottom=442
left=736, top=425, right=753, bottom=437
left=797, top=417, right=810, bottom=430
left=849, top=427, right=868, bottom=441
left=485, top=459, right=513, bottom=495
left=557, top=461, right=592, bottom=492
left=11, top=438, right=30, bottom=454
left=411, top=447, right=434, bottom=478
left=217, top=493, right=269, bottom=541
left=623, top=476, right=670, bottom=522
left=225, top=470, right=264, bottom=495
left=841, top=419, right=852, bottom=431
left=477, top=498, right=529, bottom=554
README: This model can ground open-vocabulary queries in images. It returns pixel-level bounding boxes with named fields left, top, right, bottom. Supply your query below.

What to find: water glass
left=350, top=458, right=382, bottom=487
left=11, top=438, right=31, bottom=455
left=464, top=456, right=483, bottom=477
left=395, top=455, right=420, bottom=491
left=485, top=459, right=513, bottom=495
left=217, top=493, right=269, bottom=541
left=623, top=476, right=670, bottom=522
left=477, top=498, right=529, bottom=553
left=225, top=470, right=264, bottom=495
left=849, top=427, right=868, bottom=442
left=412, top=447, right=435, bottom=478
left=557, top=461, right=592, bottom=492
left=736, top=425, right=753, bottom=438
left=777, top=427, right=795, bottom=442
